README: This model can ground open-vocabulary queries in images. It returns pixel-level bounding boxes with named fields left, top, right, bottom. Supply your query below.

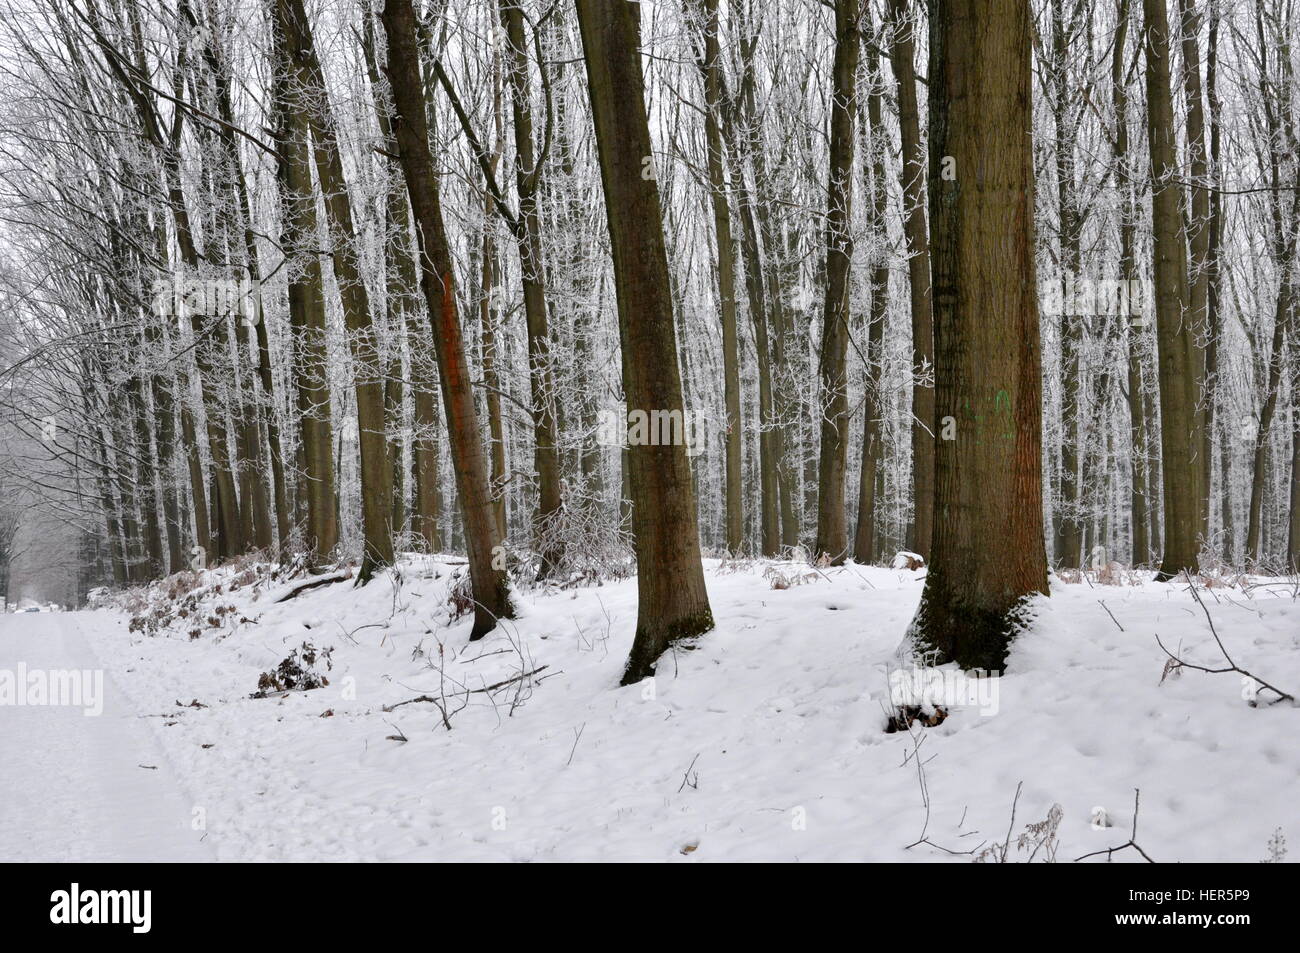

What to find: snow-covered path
left=0, top=612, right=211, bottom=862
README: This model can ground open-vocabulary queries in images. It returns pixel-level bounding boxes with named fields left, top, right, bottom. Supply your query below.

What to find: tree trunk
left=361, top=9, right=442, bottom=555
left=497, top=0, right=566, bottom=575
left=813, top=0, right=860, bottom=565
left=1143, top=0, right=1204, bottom=580
left=277, top=0, right=394, bottom=583
left=887, top=0, right=934, bottom=562
left=690, top=0, right=744, bottom=555
left=909, top=0, right=1049, bottom=671
left=575, top=0, right=714, bottom=683
left=1112, top=0, right=1151, bottom=566
left=855, top=35, right=888, bottom=565
left=269, top=5, right=338, bottom=567
left=1178, top=0, right=1213, bottom=547
left=1049, top=0, right=1085, bottom=569
left=381, top=0, right=513, bottom=638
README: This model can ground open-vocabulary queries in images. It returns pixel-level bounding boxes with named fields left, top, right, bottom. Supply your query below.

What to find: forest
left=0, top=0, right=1296, bottom=727
left=0, top=0, right=1297, bottom=870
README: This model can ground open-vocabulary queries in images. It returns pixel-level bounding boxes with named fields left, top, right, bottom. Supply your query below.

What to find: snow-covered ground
left=3, top=556, right=1296, bottom=862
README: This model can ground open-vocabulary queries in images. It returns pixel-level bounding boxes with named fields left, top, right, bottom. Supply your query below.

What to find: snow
left=0, top=613, right=212, bottom=861
left=3, top=557, right=1296, bottom=862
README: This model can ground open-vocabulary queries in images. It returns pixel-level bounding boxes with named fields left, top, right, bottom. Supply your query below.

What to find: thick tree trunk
left=909, top=0, right=1049, bottom=672
left=575, top=0, right=714, bottom=683
left=381, top=0, right=513, bottom=637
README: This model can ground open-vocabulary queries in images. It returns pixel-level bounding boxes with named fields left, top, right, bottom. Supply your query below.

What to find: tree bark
left=1142, top=0, right=1204, bottom=580
left=909, top=0, right=1049, bottom=671
left=689, top=0, right=744, bottom=555
left=268, top=3, right=338, bottom=567
left=575, top=0, right=714, bottom=683
left=854, top=35, right=888, bottom=565
left=813, top=0, right=860, bottom=565
left=496, top=0, right=566, bottom=575
left=381, top=0, right=513, bottom=637
left=887, top=0, right=934, bottom=562
left=277, top=0, right=394, bottom=583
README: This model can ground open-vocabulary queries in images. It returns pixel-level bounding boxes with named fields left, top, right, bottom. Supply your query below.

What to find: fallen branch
left=1154, top=572, right=1296, bottom=706
left=382, top=665, right=552, bottom=711
left=274, top=572, right=350, bottom=603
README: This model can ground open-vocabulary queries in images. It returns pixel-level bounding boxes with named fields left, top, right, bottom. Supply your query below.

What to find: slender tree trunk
left=269, top=7, right=338, bottom=567
left=497, top=0, right=565, bottom=575
left=277, top=0, right=394, bottom=583
left=690, top=0, right=744, bottom=555
left=1143, top=0, right=1204, bottom=580
left=717, top=13, right=780, bottom=554
left=125, top=370, right=164, bottom=577
left=1245, top=200, right=1298, bottom=562
left=813, top=0, right=860, bottom=565
left=575, top=0, right=714, bottom=683
left=361, top=10, right=441, bottom=555
left=381, top=0, right=513, bottom=637
left=888, top=0, right=935, bottom=561
left=909, top=0, right=1049, bottom=671
left=1178, top=0, right=1213, bottom=546
left=1288, top=342, right=1300, bottom=572
left=1050, top=0, right=1085, bottom=569
left=855, top=36, right=888, bottom=565
left=1112, top=0, right=1150, bottom=566
left=480, top=207, right=508, bottom=543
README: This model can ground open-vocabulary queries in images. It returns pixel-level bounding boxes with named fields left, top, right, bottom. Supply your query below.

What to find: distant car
left=20, top=606, right=40, bottom=613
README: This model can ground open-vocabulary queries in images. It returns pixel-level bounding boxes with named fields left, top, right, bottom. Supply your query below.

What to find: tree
left=887, top=0, right=934, bottom=562
left=380, top=0, right=513, bottom=638
left=1142, top=0, right=1205, bottom=580
left=908, top=0, right=1049, bottom=671
left=812, top=0, right=860, bottom=565
left=276, top=0, right=394, bottom=583
left=854, top=26, right=888, bottom=565
left=269, top=0, right=339, bottom=568
left=575, top=0, right=714, bottom=684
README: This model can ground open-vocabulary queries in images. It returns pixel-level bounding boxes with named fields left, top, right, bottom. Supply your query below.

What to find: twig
left=382, top=665, right=552, bottom=711
left=678, top=753, right=701, bottom=792
left=1074, top=789, right=1155, bottom=862
left=566, top=722, right=586, bottom=767
left=1097, top=599, right=1125, bottom=632
left=1152, top=572, right=1296, bottom=706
